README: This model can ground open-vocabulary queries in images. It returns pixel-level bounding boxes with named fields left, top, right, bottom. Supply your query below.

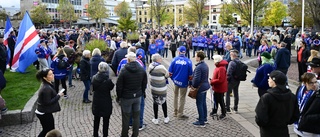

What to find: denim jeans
left=120, top=97, right=141, bottom=137
left=159, top=48, right=165, bottom=57
left=196, top=91, right=207, bottom=124
left=207, top=49, right=214, bottom=59
left=68, top=65, right=74, bottom=86
left=129, top=96, right=145, bottom=127
left=226, top=81, right=240, bottom=110
left=192, top=46, right=198, bottom=57
left=247, top=48, right=252, bottom=57
left=82, top=80, right=91, bottom=100
left=186, top=49, right=190, bottom=58
left=164, top=48, right=169, bottom=58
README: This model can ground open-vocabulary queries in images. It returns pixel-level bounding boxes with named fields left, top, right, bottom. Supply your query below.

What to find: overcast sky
left=0, top=0, right=20, bottom=8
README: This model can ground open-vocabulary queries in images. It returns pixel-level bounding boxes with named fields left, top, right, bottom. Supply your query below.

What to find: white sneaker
left=164, top=117, right=170, bottom=124
left=152, top=118, right=159, bottom=125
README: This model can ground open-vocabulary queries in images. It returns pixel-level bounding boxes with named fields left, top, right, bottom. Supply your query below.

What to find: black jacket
left=296, top=47, right=310, bottom=64
left=111, top=48, right=127, bottom=73
left=116, top=61, right=147, bottom=99
left=0, top=43, right=6, bottom=63
left=298, top=90, right=320, bottom=134
left=80, top=56, right=91, bottom=81
left=36, top=81, right=61, bottom=113
left=91, top=72, right=114, bottom=117
left=275, top=48, right=291, bottom=69
left=255, top=87, right=299, bottom=137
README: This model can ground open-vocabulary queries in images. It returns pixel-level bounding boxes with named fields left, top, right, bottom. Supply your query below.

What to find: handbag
left=188, top=79, right=204, bottom=99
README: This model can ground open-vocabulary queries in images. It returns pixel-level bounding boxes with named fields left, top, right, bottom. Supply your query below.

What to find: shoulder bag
left=188, top=79, right=204, bottom=99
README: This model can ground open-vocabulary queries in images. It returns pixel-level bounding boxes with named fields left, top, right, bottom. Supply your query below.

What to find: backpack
left=68, top=52, right=76, bottom=65
left=57, top=56, right=68, bottom=69
left=233, top=60, right=250, bottom=81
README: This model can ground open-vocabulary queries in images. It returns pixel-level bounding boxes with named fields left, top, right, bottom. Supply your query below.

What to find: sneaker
left=193, top=121, right=206, bottom=128
left=232, top=107, right=238, bottom=113
left=164, top=117, right=170, bottom=124
left=152, top=119, right=159, bottom=125
left=69, top=85, right=75, bottom=88
left=178, top=115, right=189, bottom=120
left=1, top=108, right=8, bottom=114
left=64, top=95, right=68, bottom=99
left=83, top=100, right=92, bottom=103
left=196, top=118, right=208, bottom=124
left=139, top=124, right=146, bottom=131
left=129, top=125, right=132, bottom=129
left=219, top=114, right=226, bottom=119
left=226, top=108, right=231, bottom=113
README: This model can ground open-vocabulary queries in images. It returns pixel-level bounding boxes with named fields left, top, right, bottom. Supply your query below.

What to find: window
left=139, top=11, right=141, bottom=15
left=179, top=9, right=182, bottom=13
left=212, top=15, right=216, bottom=20
left=145, top=11, right=147, bottom=15
left=140, top=18, right=142, bottom=22
left=207, top=16, right=209, bottom=20
left=167, top=9, right=169, bottom=12
left=173, top=9, right=175, bottom=12
left=212, top=8, right=216, bottom=12
left=145, top=18, right=147, bottom=22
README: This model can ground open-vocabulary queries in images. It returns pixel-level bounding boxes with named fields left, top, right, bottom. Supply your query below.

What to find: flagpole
left=174, top=0, right=177, bottom=29
left=250, top=0, right=254, bottom=36
left=301, top=0, right=305, bottom=35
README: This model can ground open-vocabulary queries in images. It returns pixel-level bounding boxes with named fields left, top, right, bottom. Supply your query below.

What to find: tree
left=0, top=9, right=7, bottom=26
left=231, top=0, right=268, bottom=27
left=88, top=0, right=109, bottom=29
left=219, top=3, right=235, bottom=26
left=161, top=12, right=174, bottom=26
left=149, top=0, right=171, bottom=30
left=305, top=0, right=320, bottom=30
left=114, top=1, right=131, bottom=18
left=118, top=13, right=137, bottom=31
left=30, top=4, right=52, bottom=27
left=183, top=0, right=208, bottom=28
left=262, top=1, right=287, bottom=27
left=57, top=0, right=77, bottom=28
left=288, top=1, right=313, bottom=27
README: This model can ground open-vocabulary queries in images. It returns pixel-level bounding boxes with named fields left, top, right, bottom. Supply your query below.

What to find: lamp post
left=301, top=0, right=305, bottom=34
left=250, top=0, right=254, bottom=36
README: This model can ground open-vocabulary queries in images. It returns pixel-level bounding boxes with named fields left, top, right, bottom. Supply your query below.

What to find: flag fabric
left=11, top=11, right=40, bottom=73
left=4, top=16, right=13, bottom=65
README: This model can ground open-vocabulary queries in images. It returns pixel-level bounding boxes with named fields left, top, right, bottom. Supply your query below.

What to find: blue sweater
left=90, top=55, right=106, bottom=77
left=35, top=45, right=52, bottom=59
left=149, top=44, right=158, bottom=55
left=191, top=61, right=210, bottom=92
left=252, top=63, right=276, bottom=90
left=51, top=56, right=70, bottom=79
left=156, top=39, right=165, bottom=50
left=169, top=54, right=193, bottom=88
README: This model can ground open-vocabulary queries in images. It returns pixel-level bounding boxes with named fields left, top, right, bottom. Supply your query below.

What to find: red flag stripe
left=12, top=30, right=38, bottom=66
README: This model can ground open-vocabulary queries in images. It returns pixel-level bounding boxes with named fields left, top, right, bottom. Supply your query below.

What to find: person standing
left=91, top=62, right=114, bottom=137
left=111, top=42, right=128, bottom=75
left=149, top=53, right=170, bottom=125
left=35, top=69, right=64, bottom=137
left=297, top=41, right=310, bottom=82
left=7, top=31, right=16, bottom=69
left=35, top=40, right=52, bottom=70
left=191, top=51, right=210, bottom=127
left=210, top=55, right=228, bottom=119
left=255, top=70, right=299, bottom=137
left=0, top=36, right=7, bottom=74
left=275, top=42, right=291, bottom=75
left=80, top=50, right=92, bottom=103
left=170, top=35, right=178, bottom=58
left=168, top=46, right=193, bottom=119
left=252, top=52, right=277, bottom=97
left=226, top=49, right=241, bottom=113
left=116, top=52, right=147, bottom=137
left=63, top=41, right=76, bottom=88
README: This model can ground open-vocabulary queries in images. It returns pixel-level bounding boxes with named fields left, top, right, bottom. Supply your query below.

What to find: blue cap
left=178, top=46, right=186, bottom=53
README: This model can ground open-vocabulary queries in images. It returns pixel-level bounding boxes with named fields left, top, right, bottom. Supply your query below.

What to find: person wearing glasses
left=255, top=70, right=299, bottom=137
left=294, top=72, right=320, bottom=137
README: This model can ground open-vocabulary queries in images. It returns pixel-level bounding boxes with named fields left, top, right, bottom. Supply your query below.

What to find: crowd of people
left=1, top=25, right=320, bottom=137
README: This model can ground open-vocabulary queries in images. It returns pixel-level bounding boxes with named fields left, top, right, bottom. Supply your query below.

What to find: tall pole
left=209, top=0, right=211, bottom=28
left=302, top=0, right=305, bottom=35
left=174, top=0, right=177, bottom=29
left=250, top=0, right=254, bottom=36
left=151, top=0, right=153, bottom=29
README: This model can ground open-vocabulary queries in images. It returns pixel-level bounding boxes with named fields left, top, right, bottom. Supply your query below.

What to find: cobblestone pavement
left=1, top=50, right=300, bottom=137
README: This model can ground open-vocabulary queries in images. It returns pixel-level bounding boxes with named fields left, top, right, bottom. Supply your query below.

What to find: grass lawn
left=2, top=66, right=40, bottom=110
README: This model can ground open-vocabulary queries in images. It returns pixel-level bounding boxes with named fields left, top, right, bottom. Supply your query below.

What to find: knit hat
left=268, top=70, right=288, bottom=91
left=261, top=52, right=272, bottom=59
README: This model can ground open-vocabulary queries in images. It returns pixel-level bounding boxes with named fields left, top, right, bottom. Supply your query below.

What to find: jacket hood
left=92, top=72, right=109, bottom=83
left=216, top=60, right=228, bottom=67
left=281, top=47, right=290, bottom=55
left=124, top=61, right=140, bottom=73
left=267, top=87, right=292, bottom=101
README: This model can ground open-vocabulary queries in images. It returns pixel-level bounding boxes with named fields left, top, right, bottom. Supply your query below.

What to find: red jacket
left=210, top=60, right=228, bottom=93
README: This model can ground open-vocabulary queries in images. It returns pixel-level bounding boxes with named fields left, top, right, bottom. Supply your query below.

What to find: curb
left=0, top=89, right=39, bottom=127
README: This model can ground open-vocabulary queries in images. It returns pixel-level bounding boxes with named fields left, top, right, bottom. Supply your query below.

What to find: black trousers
left=213, top=92, right=226, bottom=114
left=54, top=77, right=67, bottom=95
left=298, top=62, right=307, bottom=81
left=171, top=50, right=176, bottom=58
left=153, top=101, right=168, bottom=119
left=36, top=113, right=54, bottom=137
left=94, top=115, right=111, bottom=137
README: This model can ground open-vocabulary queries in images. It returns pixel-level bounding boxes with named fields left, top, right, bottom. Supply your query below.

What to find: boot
left=210, top=108, right=217, bottom=117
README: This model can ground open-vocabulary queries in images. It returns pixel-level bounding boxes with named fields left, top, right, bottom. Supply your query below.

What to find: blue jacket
left=275, top=48, right=291, bottom=69
left=223, top=50, right=231, bottom=63
left=233, top=40, right=241, bottom=52
left=90, top=55, right=106, bottom=77
left=51, top=56, right=70, bottom=79
left=192, top=37, right=198, bottom=46
left=149, top=44, right=158, bottom=55
left=207, top=38, right=215, bottom=49
left=217, top=38, right=224, bottom=49
left=117, top=58, right=145, bottom=75
left=111, top=48, right=128, bottom=74
left=35, top=45, right=52, bottom=59
left=197, top=36, right=207, bottom=47
left=252, top=63, right=276, bottom=90
left=191, top=61, right=210, bottom=92
left=169, top=54, right=193, bottom=88
left=156, top=39, right=165, bottom=50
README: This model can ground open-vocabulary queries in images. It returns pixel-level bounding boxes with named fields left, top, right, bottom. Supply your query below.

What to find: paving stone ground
left=0, top=49, right=300, bottom=137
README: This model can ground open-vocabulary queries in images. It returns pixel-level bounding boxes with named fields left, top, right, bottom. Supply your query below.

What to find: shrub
left=85, top=39, right=109, bottom=53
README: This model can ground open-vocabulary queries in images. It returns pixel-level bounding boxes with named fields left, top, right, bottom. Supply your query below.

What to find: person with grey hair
left=149, top=53, right=170, bottom=125
left=91, top=62, right=114, bottom=137
left=111, top=42, right=128, bottom=75
left=90, top=48, right=106, bottom=78
left=117, top=52, right=147, bottom=137
left=80, top=50, right=92, bottom=103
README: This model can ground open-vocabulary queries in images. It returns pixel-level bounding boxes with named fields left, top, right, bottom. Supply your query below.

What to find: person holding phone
left=35, top=68, right=64, bottom=137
